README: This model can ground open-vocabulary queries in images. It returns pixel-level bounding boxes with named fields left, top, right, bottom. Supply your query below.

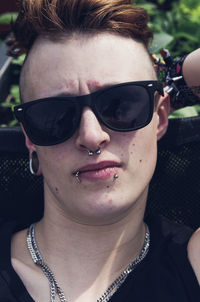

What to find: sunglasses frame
left=14, top=81, right=164, bottom=146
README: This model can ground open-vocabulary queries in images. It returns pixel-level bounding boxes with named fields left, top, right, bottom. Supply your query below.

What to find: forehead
left=21, top=33, right=156, bottom=101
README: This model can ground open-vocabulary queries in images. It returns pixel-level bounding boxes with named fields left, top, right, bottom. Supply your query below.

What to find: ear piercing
left=29, top=151, right=40, bottom=175
left=87, top=146, right=101, bottom=156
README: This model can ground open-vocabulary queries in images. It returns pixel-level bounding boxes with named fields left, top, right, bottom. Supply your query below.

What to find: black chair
left=1, top=117, right=200, bottom=229
left=0, top=127, right=43, bottom=226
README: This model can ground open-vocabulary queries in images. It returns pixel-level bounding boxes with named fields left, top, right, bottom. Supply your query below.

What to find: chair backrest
left=1, top=117, right=200, bottom=229
left=0, top=127, right=43, bottom=225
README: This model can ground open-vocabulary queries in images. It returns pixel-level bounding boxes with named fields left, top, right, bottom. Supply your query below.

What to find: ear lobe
left=20, top=123, right=36, bottom=152
left=156, top=93, right=170, bottom=141
left=20, top=124, right=42, bottom=176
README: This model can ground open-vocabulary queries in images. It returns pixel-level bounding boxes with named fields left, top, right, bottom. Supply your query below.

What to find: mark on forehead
left=87, top=80, right=102, bottom=91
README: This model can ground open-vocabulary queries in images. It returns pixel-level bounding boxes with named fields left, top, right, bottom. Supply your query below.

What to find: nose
left=75, top=107, right=110, bottom=153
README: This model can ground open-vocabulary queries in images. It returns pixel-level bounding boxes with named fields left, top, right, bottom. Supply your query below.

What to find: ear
left=20, top=124, right=42, bottom=176
left=21, top=123, right=36, bottom=152
left=156, top=92, right=171, bottom=141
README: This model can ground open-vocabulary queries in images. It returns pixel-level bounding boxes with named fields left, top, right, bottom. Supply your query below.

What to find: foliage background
left=134, top=0, right=200, bottom=118
left=135, top=0, right=200, bottom=57
left=0, top=0, right=200, bottom=126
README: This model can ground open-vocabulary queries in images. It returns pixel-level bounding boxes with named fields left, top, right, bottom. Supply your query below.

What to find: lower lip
left=79, top=167, right=119, bottom=181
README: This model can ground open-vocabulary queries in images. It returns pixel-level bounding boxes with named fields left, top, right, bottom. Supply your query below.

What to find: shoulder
left=0, top=220, right=34, bottom=301
left=145, top=215, right=194, bottom=270
left=142, top=216, right=200, bottom=297
left=0, top=219, right=28, bottom=269
left=188, top=228, right=200, bottom=284
left=146, top=215, right=193, bottom=245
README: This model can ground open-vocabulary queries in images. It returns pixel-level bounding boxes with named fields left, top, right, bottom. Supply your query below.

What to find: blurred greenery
left=135, top=0, right=200, bottom=118
left=0, top=12, right=18, bottom=25
left=0, top=2, right=200, bottom=126
left=0, top=53, right=25, bottom=127
left=134, top=0, right=200, bottom=57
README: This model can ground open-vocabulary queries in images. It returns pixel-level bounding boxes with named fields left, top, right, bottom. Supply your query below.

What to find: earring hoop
left=29, top=151, right=39, bottom=175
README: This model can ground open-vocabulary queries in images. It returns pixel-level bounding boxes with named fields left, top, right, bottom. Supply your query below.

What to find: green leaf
left=169, top=106, right=199, bottom=118
left=8, top=119, right=18, bottom=127
left=12, top=54, right=26, bottom=66
left=138, top=3, right=157, bottom=12
left=10, top=85, right=20, bottom=104
left=0, top=12, right=18, bottom=24
left=174, top=32, right=198, bottom=42
left=149, top=32, right=174, bottom=53
left=0, top=102, right=13, bottom=108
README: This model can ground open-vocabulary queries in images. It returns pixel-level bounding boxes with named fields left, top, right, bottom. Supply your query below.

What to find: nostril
left=75, top=109, right=111, bottom=153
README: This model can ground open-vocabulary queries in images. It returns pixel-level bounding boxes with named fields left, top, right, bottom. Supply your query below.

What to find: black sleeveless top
left=0, top=216, right=199, bottom=302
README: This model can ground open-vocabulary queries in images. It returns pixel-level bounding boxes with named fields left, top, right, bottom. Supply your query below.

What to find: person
left=183, top=48, right=200, bottom=285
left=181, top=48, right=200, bottom=98
left=152, top=48, right=200, bottom=110
left=154, top=48, right=200, bottom=284
left=1, top=0, right=199, bottom=301
left=153, top=47, right=200, bottom=285
left=188, top=229, right=200, bottom=284
left=153, top=48, right=200, bottom=285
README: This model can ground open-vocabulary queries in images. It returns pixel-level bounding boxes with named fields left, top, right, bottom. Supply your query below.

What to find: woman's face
left=22, top=33, right=168, bottom=225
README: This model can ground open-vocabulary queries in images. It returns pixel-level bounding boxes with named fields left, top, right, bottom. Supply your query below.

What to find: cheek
left=37, top=142, right=74, bottom=166
left=36, top=143, right=75, bottom=188
left=135, top=123, right=158, bottom=170
left=123, top=118, right=158, bottom=171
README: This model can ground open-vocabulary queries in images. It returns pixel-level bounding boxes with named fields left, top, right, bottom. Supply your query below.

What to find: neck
left=33, top=187, right=148, bottom=301
left=37, top=211, right=146, bottom=261
left=38, top=193, right=147, bottom=269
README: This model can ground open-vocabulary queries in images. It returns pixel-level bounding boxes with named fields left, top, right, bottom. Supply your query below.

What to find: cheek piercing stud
left=113, top=174, right=119, bottom=181
left=75, top=171, right=81, bottom=183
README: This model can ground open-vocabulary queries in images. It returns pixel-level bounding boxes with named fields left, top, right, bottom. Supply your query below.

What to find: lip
left=73, top=161, right=122, bottom=181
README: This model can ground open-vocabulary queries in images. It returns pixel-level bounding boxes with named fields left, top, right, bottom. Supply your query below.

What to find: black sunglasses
left=14, top=81, right=164, bottom=146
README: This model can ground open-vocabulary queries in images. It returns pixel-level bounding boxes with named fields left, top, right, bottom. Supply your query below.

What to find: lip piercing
left=87, top=146, right=101, bottom=156
left=113, top=174, right=119, bottom=181
left=75, top=171, right=81, bottom=183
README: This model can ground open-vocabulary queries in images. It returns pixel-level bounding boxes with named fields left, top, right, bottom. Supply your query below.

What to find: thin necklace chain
left=27, top=223, right=150, bottom=302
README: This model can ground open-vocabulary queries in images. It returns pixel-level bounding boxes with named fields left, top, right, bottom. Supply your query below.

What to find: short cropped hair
left=9, top=0, right=153, bottom=56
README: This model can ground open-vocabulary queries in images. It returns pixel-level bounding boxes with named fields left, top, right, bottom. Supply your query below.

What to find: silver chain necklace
left=27, top=223, right=150, bottom=302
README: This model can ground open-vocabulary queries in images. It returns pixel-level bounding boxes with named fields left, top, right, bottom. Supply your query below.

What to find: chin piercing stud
left=113, top=174, right=119, bottom=181
left=75, top=171, right=81, bottom=183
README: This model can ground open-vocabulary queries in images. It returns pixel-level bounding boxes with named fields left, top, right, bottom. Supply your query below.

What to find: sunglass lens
left=95, top=85, right=151, bottom=130
left=24, top=100, right=78, bottom=145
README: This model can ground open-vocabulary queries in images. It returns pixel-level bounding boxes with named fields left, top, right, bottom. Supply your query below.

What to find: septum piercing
left=88, top=150, right=94, bottom=156
left=87, top=146, right=101, bottom=156
left=96, top=147, right=101, bottom=155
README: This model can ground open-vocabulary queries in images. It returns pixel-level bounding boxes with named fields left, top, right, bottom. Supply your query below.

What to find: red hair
left=9, top=0, right=152, bottom=56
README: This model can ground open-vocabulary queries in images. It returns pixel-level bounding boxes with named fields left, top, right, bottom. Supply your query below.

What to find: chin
left=74, top=196, right=137, bottom=226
